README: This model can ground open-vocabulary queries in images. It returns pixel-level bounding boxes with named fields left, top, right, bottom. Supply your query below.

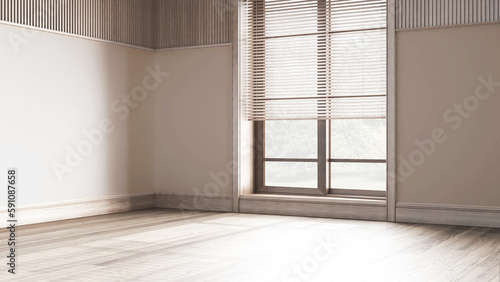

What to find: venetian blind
left=243, top=0, right=387, bottom=120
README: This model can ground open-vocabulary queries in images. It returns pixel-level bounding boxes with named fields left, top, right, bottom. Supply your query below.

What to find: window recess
left=244, top=0, right=387, bottom=197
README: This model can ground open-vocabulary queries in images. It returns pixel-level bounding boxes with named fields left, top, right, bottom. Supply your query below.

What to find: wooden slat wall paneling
left=155, top=0, right=233, bottom=49
left=0, top=0, right=155, bottom=49
left=397, top=0, right=500, bottom=30
left=0, top=0, right=233, bottom=49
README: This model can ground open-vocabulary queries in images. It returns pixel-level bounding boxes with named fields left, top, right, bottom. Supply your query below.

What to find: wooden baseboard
left=239, top=194, right=387, bottom=221
left=0, top=193, right=155, bottom=227
left=396, top=203, right=500, bottom=228
left=4, top=193, right=499, bottom=228
left=155, top=192, right=233, bottom=212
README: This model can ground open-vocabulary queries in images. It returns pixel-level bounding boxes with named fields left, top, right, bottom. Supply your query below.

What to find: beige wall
left=396, top=24, right=500, bottom=207
left=147, top=46, right=233, bottom=195
left=0, top=24, right=154, bottom=207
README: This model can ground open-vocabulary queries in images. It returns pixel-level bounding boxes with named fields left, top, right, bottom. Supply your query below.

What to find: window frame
left=255, top=120, right=387, bottom=198
left=251, top=0, right=389, bottom=198
left=254, top=120, right=328, bottom=196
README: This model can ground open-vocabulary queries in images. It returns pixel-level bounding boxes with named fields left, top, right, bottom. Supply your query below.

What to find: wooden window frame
left=234, top=0, right=396, bottom=220
left=255, top=120, right=387, bottom=198
left=251, top=0, right=388, bottom=198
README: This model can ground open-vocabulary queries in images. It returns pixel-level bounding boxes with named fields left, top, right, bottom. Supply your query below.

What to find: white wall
left=0, top=24, right=155, bottom=207
left=0, top=23, right=233, bottom=211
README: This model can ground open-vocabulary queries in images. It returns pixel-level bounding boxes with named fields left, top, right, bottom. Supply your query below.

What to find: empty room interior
left=1, top=0, right=500, bottom=281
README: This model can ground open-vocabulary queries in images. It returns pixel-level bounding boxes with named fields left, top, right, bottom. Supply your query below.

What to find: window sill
left=241, top=194, right=385, bottom=206
left=239, top=194, right=387, bottom=221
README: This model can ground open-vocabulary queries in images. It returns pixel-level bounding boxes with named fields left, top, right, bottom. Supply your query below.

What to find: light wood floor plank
left=1, top=208, right=499, bottom=281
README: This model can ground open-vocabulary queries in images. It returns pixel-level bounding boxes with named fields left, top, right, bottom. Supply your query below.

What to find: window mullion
left=254, top=121, right=265, bottom=192
left=318, top=120, right=327, bottom=195
left=317, top=0, right=328, bottom=195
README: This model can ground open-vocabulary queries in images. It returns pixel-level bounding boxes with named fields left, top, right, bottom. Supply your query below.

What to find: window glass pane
left=266, top=120, right=317, bottom=158
left=330, top=163, right=386, bottom=191
left=331, top=119, right=386, bottom=159
left=266, top=162, right=317, bottom=188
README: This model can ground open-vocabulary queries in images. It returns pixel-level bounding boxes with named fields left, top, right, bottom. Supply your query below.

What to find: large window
left=243, top=0, right=387, bottom=197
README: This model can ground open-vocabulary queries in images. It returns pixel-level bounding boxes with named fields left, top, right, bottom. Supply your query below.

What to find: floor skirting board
left=3, top=193, right=500, bottom=228
left=0, top=193, right=155, bottom=227
left=155, top=193, right=233, bottom=212
left=396, top=203, right=500, bottom=228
